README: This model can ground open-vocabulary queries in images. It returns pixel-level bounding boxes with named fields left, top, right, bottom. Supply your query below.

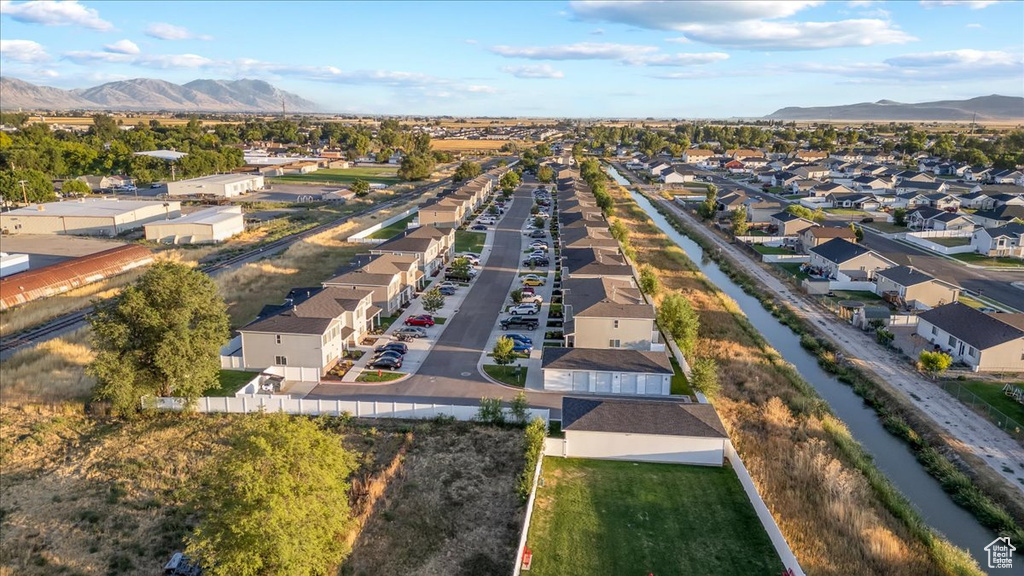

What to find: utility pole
left=18, top=180, right=28, bottom=204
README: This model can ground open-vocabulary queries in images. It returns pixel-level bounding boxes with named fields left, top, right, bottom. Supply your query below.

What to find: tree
left=609, top=219, right=629, bottom=242
left=509, top=391, right=530, bottom=425
left=492, top=336, right=517, bottom=366
left=60, top=179, right=92, bottom=195
left=638, top=265, right=660, bottom=296
left=88, top=262, right=230, bottom=414
left=690, top=357, right=720, bottom=398
left=786, top=204, right=824, bottom=222
left=850, top=223, right=864, bottom=242
left=398, top=153, right=435, bottom=180
left=918, top=350, right=952, bottom=378
left=533, top=216, right=545, bottom=229
left=499, top=169, right=520, bottom=193
left=477, top=397, right=506, bottom=425
left=731, top=206, right=749, bottom=236
left=450, top=257, right=471, bottom=278
left=351, top=178, right=370, bottom=197
left=0, top=169, right=56, bottom=203
left=510, top=288, right=524, bottom=304
left=697, top=198, right=717, bottom=220
left=452, top=161, right=481, bottom=182
left=893, top=208, right=907, bottom=227
left=536, top=165, right=554, bottom=183
left=657, top=292, right=700, bottom=356
left=186, top=414, right=357, bottom=576
left=420, top=287, right=445, bottom=315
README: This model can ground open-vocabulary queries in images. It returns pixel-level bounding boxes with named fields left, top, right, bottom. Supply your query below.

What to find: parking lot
left=0, top=235, right=127, bottom=268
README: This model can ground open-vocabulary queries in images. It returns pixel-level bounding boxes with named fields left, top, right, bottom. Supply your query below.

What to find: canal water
left=607, top=166, right=996, bottom=569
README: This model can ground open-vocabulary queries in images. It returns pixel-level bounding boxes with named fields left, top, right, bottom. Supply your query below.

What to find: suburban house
left=561, top=247, right=632, bottom=280
left=793, top=164, right=830, bottom=180
left=958, top=191, right=995, bottom=211
left=808, top=238, right=896, bottom=281
left=811, top=182, right=854, bottom=198
left=769, top=212, right=817, bottom=236
left=562, top=277, right=658, bottom=351
left=662, top=167, right=697, bottom=184
left=915, top=303, right=1024, bottom=372
left=559, top=225, right=620, bottom=250
left=549, top=396, right=729, bottom=466
left=799, top=226, right=858, bottom=253
left=369, top=225, right=454, bottom=276
left=682, top=149, right=715, bottom=164
left=239, top=286, right=377, bottom=378
left=852, top=175, right=890, bottom=191
left=923, top=211, right=975, bottom=231
left=874, top=266, right=960, bottom=309
left=972, top=223, right=1024, bottom=258
left=715, top=191, right=748, bottom=213
left=905, top=207, right=944, bottom=230
left=896, top=180, right=949, bottom=195
left=417, top=196, right=467, bottom=227
left=540, top=347, right=673, bottom=396
left=827, top=193, right=879, bottom=211
left=894, top=192, right=931, bottom=210
left=923, top=193, right=961, bottom=211
left=323, top=253, right=422, bottom=317
left=648, top=161, right=673, bottom=178
left=795, top=150, right=829, bottom=162
left=965, top=204, right=1024, bottom=228
left=745, top=199, right=783, bottom=224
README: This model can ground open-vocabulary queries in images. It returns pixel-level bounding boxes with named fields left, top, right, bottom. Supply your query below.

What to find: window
left=274, top=356, right=287, bottom=366
left=931, top=326, right=937, bottom=335
left=948, top=335, right=957, bottom=347
left=275, top=334, right=282, bottom=344
left=613, top=320, right=620, bottom=329
left=609, top=339, right=620, bottom=348
left=968, top=346, right=976, bottom=358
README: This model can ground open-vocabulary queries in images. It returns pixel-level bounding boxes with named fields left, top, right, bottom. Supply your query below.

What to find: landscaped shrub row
left=649, top=197, right=1024, bottom=543
left=516, top=419, right=547, bottom=502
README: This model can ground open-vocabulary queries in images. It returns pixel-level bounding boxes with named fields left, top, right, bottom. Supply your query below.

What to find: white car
left=509, top=303, right=540, bottom=315
left=478, top=218, right=496, bottom=225
left=518, top=293, right=543, bottom=304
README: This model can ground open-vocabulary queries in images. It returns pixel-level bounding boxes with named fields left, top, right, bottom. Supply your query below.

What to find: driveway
left=307, top=184, right=565, bottom=415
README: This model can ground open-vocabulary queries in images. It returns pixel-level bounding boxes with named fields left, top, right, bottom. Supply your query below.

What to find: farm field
left=0, top=411, right=527, bottom=576
left=431, top=139, right=518, bottom=152
left=271, top=167, right=402, bottom=186
left=525, top=458, right=781, bottom=576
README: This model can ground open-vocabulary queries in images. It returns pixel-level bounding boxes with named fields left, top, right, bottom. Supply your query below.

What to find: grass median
left=483, top=364, right=526, bottom=387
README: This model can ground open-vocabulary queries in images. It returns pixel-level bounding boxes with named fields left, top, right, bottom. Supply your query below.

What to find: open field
left=605, top=178, right=982, bottom=575
left=951, top=252, right=1024, bottom=268
left=526, top=458, right=781, bottom=576
left=455, top=230, right=486, bottom=254
left=431, top=139, right=517, bottom=152
left=0, top=410, right=526, bottom=576
left=270, top=167, right=401, bottom=186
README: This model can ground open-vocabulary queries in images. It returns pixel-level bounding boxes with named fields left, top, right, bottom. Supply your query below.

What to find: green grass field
left=483, top=364, right=526, bottom=387
left=455, top=230, right=486, bottom=253
left=863, top=221, right=906, bottom=234
left=777, top=262, right=810, bottom=281
left=929, top=236, right=971, bottom=247
left=208, top=370, right=255, bottom=396
left=367, top=214, right=416, bottom=240
left=752, top=244, right=793, bottom=255
left=951, top=253, right=1024, bottom=268
left=355, top=370, right=404, bottom=383
left=669, top=356, right=693, bottom=396
left=824, top=207, right=868, bottom=216
left=270, top=167, right=402, bottom=186
left=526, top=458, right=782, bottom=576
left=958, top=380, right=1024, bottom=426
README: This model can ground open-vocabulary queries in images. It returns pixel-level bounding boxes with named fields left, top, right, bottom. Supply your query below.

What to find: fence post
left=242, top=396, right=248, bottom=413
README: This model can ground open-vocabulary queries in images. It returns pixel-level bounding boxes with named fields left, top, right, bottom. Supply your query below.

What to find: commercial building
left=166, top=174, right=264, bottom=198
left=0, top=253, right=30, bottom=278
left=144, top=205, right=245, bottom=244
left=0, top=198, right=181, bottom=236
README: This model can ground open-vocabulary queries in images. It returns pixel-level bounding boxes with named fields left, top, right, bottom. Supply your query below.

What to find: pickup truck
left=500, top=315, right=539, bottom=331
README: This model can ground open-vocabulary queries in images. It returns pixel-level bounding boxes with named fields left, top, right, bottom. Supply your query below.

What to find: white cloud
left=103, top=39, right=140, bottom=55
left=793, top=49, right=1023, bottom=82
left=920, top=0, right=1001, bottom=8
left=491, top=42, right=658, bottom=61
left=0, top=0, right=112, bottom=30
left=64, top=50, right=215, bottom=69
left=144, top=22, right=211, bottom=41
left=847, top=0, right=880, bottom=6
left=464, top=39, right=478, bottom=45
left=569, top=1, right=822, bottom=28
left=633, top=52, right=730, bottom=66
left=465, top=85, right=498, bottom=94
left=965, top=22, right=983, bottom=27
left=0, top=38, right=48, bottom=62
left=675, top=19, right=915, bottom=50
left=502, top=64, right=565, bottom=79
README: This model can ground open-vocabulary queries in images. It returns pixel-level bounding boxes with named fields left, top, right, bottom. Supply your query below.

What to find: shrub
left=690, top=357, right=720, bottom=398
left=477, top=397, right=506, bottom=425
left=516, top=418, right=546, bottom=502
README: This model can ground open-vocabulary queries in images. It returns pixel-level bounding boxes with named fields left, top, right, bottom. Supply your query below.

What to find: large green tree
left=398, top=153, right=435, bottom=180
left=657, top=293, right=700, bottom=357
left=536, top=165, right=554, bottom=183
left=420, top=287, right=446, bottom=315
left=452, top=160, right=481, bottom=182
left=0, top=168, right=56, bottom=203
left=499, top=169, right=521, bottom=194
left=88, top=262, right=229, bottom=414
left=492, top=336, right=517, bottom=366
left=731, top=206, right=749, bottom=236
left=187, top=414, right=358, bottom=576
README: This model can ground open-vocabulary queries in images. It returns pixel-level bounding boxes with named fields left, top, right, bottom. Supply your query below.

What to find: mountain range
left=765, top=95, right=1024, bottom=122
left=0, top=77, right=319, bottom=113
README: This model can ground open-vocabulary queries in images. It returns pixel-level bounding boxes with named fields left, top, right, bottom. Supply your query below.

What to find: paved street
left=307, top=184, right=565, bottom=415
left=858, top=231, right=1024, bottom=310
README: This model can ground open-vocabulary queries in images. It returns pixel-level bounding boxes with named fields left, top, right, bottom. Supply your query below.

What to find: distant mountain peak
left=766, top=95, right=1023, bottom=121
left=0, top=76, right=319, bottom=113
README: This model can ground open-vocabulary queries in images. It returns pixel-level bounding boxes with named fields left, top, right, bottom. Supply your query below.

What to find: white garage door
left=594, top=372, right=612, bottom=393
left=572, top=371, right=590, bottom=392
left=620, top=373, right=638, bottom=395
left=642, top=374, right=660, bottom=395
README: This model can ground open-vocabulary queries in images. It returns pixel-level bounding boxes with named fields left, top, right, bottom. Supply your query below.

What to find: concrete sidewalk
left=654, top=193, right=1024, bottom=494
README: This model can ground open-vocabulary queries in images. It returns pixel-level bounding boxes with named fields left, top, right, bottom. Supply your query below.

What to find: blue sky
left=1, top=0, right=1022, bottom=117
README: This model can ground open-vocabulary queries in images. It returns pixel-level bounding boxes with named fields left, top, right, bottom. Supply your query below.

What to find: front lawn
left=366, top=214, right=416, bottom=240
left=957, top=380, right=1024, bottom=426
left=526, top=458, right=782, bottom=576
left=928, top=236, right=970, bottom=248
left=432, top=316, right=447, bottom=325
left=208, top=370, right=255, bottom=396
left=669, top=356, right=693, bottom=396
left=356, top=370, right=405, bottom=383
left=455, top=230, right=486, bottom=253
left=483, top=364, right=527, bottom=387
left=824, top=208, right=868, bottom=216
left=951, top=253, right=1024, bottom=268
left=270, top=167, right=401, bottom=186
left=863, top=221, right=906, bottom=234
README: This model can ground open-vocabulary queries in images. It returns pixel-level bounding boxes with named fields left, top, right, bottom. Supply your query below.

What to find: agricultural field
left=270, top=167, right=402, bottom=186
left=431, top=139, right=519, bottom=152
left=525, top=458, right=781, bottom=576
left=0, top=410, right=528, bottom=576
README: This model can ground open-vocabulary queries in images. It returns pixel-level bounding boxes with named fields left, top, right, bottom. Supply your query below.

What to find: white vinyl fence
left=762, top=254, right=809, bottom=263
left=736, top=235, right=793, bottom=245
left=346, top=208, right=417, bottom=244
left=902, top=231, right=976, bottom=255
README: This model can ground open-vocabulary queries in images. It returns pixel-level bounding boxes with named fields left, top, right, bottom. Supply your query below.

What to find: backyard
left=455, top=230, right=486, bottom=254
left=270, top=167, right=402, bottom=186
left=669, top=356, right=693, bottom=396
left=752, top=244, right=795, bottom=255
left=366, top=214, right=416, bottom=240
left=956, top=380, right=1024, bottom=427
left=525, top=458, right=782, bottom=576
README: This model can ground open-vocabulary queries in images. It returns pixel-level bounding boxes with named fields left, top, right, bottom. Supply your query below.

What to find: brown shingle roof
left=561, top=397, right=728, bottom=438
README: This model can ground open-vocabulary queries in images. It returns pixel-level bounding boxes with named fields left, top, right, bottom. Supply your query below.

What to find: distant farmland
left=431, top=139, right=518, bottom=152
left=270, top=167, right=402, bottom=186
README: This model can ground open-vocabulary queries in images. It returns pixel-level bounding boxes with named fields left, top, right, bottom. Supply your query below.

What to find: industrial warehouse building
left=145, top=205, right=245, bottom=244
left=166, top=174, right=264, bottom=197
left=0, top=253, right=30, bottom=278
left=0, top=199, right=181, bottom=236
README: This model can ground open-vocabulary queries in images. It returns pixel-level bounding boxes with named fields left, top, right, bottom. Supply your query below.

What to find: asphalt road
left=307, top=184, right=565, bottom=414
left=858, top=231, right=1024, bottom=310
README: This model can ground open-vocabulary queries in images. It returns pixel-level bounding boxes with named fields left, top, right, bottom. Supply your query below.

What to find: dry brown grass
left=608, top=183, right=979, bottom=575
left=430, top=139, right=518, bottom=152
left=0, top=328, right=94, bottom=406
left=0, top=412, right=521, bottom=576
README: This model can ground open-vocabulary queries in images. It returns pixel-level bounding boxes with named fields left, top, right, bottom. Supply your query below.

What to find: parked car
left=150, top=183, right=162, bottom=189
left=369, top=356, right=403, bottom=369
left=439, top=286, right=457, bottom=296
left=505, top=333, right=533, bottom=345
left=509, top=303, right=539, bottom=315
left=478, top=218, right=496, bottom=225
left=529, top=241, right=548, bottom=250
left=460, top=255, right=480, bottom=265
left=393, top=326, right=427, bottom=338
left=471, top=224, right=488, bottom=231
left=373, top=349, right=405, bottom=361
left=512, top=342, right=533, bottom=354
left=519, top=293, right=543, bottom=304
left=521, top=275, right=546, bottom=286
left=500, top=315, right=539, bottom=330
left=375, top=342, right=408, bottom=355
left=529, top=230, right=547, bottom=239
left=521, top=286, right=536, bottom=296
left=405, top=314, right=435, bottom=327
left=523, top=257, right=550, bottom=267
left=860, top=217, right=874, bottom=223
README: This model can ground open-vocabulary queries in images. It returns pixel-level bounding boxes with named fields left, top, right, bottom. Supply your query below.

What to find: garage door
left=620, top=374, right=637, bottom=395
left=572, top=371, right=590, bottom=392
left=594, top=372, right=612, bottom=393
left=642, top=374, right=663, bottom=395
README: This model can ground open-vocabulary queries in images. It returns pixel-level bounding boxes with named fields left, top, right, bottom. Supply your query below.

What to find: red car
left=521, top=286, right=536, bottom=296
left=405, top=314, right=435, bottom=327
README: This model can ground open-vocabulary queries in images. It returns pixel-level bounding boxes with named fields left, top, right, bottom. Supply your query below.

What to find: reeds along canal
left=607, top=165, right=998, bottom=569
